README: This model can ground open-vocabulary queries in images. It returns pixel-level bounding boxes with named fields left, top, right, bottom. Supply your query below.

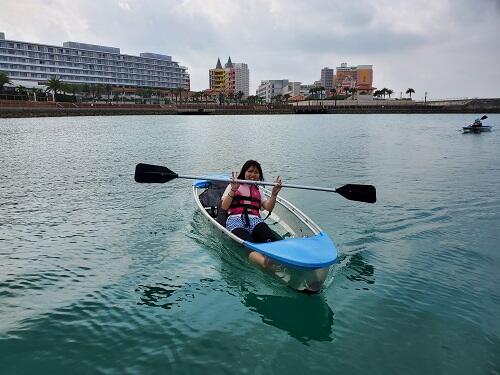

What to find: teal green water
left=1, top=114, right=499, bottom=374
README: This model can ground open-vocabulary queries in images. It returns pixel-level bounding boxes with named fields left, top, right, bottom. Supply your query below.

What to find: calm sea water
left=1, top=114, right=499, bottom=374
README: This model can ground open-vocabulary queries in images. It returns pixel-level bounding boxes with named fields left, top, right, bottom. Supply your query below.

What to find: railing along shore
left=1, top=98, right=499, bottom=118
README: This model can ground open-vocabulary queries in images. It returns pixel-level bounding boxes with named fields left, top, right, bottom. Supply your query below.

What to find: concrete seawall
left=1, top=98, right=499, bottom=118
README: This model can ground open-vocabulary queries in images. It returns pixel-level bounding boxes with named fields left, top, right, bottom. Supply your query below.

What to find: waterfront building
left=256, top=79, right=289, bottom=103
left=320, top=67, right=334, bottom=91
left=232, top=62, right=249, bottom=98
left=209, top=57, right=249, bottom=98
left=209, top=58, right=228, bottom=92
left=282, top=81, right=302, bottom=97
left=335, top=62, right=374, bottom=94
left=356, top=65, right=374, bottom=93
left=0, top=32, right=190, bottom=90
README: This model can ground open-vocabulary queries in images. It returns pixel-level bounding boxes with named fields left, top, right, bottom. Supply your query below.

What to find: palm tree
left=330, top=88, right=338, bottom=106
left=317, top=86, right=325, bottom=99
left=308, top=87, right=317, bottom=100
left=218, top=92, right=225, bottom=106
left=172, top=87, right=184, bottom=104
left=0, top=71, right=12, bottom=94
left=15, top=85, right=28, bottom=98
left=406, top=88, right=415, bottom=99
left=46, top=76, right=63, bottom=102
left=105, top=84, right=113, bottom=103
left=235, top=91, right=244, bottom=104
left=386, top=89, right=394, bottom=99
left=348, top=87, right=358, bottom=100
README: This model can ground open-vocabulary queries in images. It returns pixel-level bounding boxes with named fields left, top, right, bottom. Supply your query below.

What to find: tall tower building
left=232, top=62, right=249, bottom=98
left=320, top=67, right=334, bottom=91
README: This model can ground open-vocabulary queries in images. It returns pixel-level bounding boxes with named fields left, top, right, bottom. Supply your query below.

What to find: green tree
left=227, top=91, right=235, bottom=104
left=406, top=88, right=415, bottom=99
left=347, top=87, right=358, bottom=99
left=105, top=84, right=113, bottom=103
left=330, top=88, right=338, bottom=106
left=15, top=85, right=28, bottom=98
left=0, top=71, right=12, bottom=93
left=46, top=76, right=63, bottom=102
left=272, top=94, right=283, bottom=104
left=191, top=91, right=202, bottom=103
left=218, top=92, right=225, bottom=105
left=317, top=86, right=325, bottom=99
left=235, top=91, right=244, bottom=104
left=308, top=87, right=316, bottom=99
left=386, top=89, right=394, bottom=99
left=246, top=95, right=258, bottom=104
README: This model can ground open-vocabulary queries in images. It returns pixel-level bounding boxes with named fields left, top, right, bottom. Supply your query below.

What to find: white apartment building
left=282, top=82, right=302, bottom=97
left=256, top=79, right=289, bottom=103
left=232, top=62, right=249, bottom=98
left=0, top=32, right=190, bottom=89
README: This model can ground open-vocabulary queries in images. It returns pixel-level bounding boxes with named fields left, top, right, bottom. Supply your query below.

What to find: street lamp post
left=424, top=92, right=427, bottom=104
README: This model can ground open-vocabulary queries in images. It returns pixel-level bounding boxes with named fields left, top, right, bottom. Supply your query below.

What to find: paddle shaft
left=175, top=174, right=339, bottom=193
left=136, top=163, right=376, bottom=203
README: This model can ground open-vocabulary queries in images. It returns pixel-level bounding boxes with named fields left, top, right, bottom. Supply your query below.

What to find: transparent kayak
left=192, top=176, right=338, bottom=292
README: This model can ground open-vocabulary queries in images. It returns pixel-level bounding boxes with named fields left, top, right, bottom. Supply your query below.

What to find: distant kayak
left=462, top=125, right=492, bottom=133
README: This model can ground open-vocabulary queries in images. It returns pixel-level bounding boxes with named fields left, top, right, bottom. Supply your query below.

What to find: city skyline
left=1, top=0, right=499, bottom=100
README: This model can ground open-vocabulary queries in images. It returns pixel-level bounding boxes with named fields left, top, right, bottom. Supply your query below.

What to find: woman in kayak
left=221, top=160, right=282, bottom=268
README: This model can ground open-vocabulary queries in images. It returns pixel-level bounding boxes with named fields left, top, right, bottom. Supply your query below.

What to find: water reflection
left=341, top=252, right=375, bottom=288
left=135, top=279, right=187, bottom=310
left=243, top=292, right=334, bottom=344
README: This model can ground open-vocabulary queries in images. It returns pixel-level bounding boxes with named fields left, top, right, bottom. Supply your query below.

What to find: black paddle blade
left=335, top=184, right=377, bottom=203
left=481, top=115, right=488, bottom=120
left=134, top=163, right=178, bottom=183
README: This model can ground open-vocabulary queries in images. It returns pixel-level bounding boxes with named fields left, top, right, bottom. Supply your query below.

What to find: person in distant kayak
left=472, top=118, right=482, bottom=127
left=221, top=160, right=282, bottom=268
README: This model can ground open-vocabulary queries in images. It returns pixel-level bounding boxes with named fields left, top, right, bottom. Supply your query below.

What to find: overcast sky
left=1, top=0, right=499, bottom=99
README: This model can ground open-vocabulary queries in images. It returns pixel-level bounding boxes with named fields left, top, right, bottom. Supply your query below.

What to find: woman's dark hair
left=237, top=160, right=264, bottom=181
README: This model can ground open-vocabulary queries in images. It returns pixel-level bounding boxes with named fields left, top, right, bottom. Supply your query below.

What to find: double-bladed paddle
left=135, top=163, right=377, bottom=204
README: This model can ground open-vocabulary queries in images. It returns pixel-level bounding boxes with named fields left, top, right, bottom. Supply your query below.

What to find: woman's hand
left=230, top=171, right=240, bottom=192
left=271, top=176, right=282, bottom=197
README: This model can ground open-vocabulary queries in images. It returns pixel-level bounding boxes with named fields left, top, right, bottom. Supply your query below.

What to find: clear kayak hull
left=192, top=176, right=338, bottom=292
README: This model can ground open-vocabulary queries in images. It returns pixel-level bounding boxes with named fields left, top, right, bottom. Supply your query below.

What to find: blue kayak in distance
left=192, top=176, right=338, bottom=271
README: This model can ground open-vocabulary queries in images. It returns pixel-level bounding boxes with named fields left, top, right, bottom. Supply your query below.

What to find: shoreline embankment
left=1, top=98, right=499, bottom=118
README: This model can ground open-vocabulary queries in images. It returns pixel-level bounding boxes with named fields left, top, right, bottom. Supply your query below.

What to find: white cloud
left=1, top=0, right=499, bottom=98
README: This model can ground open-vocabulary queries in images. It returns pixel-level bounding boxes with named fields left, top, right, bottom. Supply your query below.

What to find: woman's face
left=245, top=166, right=261, bottom=181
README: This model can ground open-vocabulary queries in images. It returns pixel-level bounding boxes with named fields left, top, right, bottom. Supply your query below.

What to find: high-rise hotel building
left=0, top=32, right=190, bottom=90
